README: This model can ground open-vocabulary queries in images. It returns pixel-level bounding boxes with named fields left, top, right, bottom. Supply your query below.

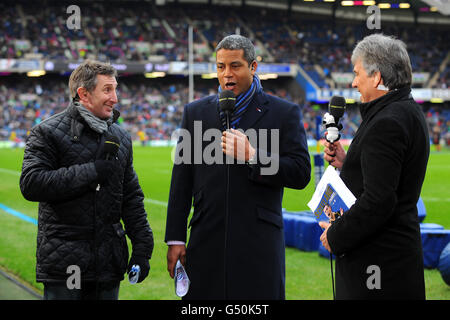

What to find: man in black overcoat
left=165, top=35, right=311, bottom=299
left=321, top=34, right=429, bottom=299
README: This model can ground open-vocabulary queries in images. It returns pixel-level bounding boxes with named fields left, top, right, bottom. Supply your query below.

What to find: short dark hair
left=69, top=59, right=117, bottom=100
left=215, top=34, right=256, bottom=66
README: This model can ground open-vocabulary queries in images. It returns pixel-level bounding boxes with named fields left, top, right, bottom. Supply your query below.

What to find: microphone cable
left=330, top=252, right=335, bottom=300
left=223, top=114, right=231, bottom=299
left=224, top=155, right=230, bottom=299
left=219, top=90, right=235, bottom=299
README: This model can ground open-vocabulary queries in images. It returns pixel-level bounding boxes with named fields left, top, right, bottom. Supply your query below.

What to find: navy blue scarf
left=218, top=74, right=262, bottom=129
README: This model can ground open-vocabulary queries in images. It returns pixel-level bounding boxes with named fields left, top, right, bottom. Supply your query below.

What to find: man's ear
left=77, top=87, right=89, bottom=102
left=250, top=61, right=257, bottom=74
left=373, top=71, right=382, bottom=88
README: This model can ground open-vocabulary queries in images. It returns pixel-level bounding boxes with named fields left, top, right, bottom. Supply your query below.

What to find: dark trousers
left=43, top=281, right=120, bottom=300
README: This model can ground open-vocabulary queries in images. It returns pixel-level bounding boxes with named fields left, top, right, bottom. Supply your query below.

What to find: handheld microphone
left=322, top=96, right=346, bottom=143
left=219, top=90, right=236, bottom=130
left=103, top=133, right=120, bottom=160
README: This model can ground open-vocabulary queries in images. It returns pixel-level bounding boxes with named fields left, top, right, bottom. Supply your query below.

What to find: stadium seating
left=0, top=2, right=448, bottom=80
left=0, top=2, right=448, bottom=144
left=0, top=75, right=303, bottom=142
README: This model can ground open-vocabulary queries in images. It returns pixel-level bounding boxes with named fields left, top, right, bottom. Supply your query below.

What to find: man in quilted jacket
left=20, top=60, right=154, bottom=300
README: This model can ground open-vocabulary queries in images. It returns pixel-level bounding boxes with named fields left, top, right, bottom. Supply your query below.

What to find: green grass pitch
left=0, top=145, right=449, bottom=299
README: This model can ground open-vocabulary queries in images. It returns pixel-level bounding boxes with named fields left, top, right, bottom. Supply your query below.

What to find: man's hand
left=94, top=159, right=122, bottom=182
left=127, top=255, right=150, bottom=283
left=319, top=221, right=332, bottom=253
left=167, top=244, right=186, bottom=278
left=221, top=129, right=256, bottom=162
left=323, top=140, right=346, bottom=170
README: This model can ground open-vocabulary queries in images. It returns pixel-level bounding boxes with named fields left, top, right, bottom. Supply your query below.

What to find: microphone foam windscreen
left=103, top=133, right=120, bottom=155
left=219, top=90, right=236, bottom=114
left=329, top=96, right=346, bottom=119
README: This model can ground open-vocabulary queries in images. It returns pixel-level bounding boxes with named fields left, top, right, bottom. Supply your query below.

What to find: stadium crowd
left=0, top=2, right=448, bottom=147
left=1, top=2, right=448, bottom=89
left=1, top=76, right=448, bottom=148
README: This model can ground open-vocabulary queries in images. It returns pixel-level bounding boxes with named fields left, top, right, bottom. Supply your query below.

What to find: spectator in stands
left=320, top=34, right=429, bottom=299
left=19, top=60, right=154, bottom=300
left=432, top=124, right=442, bottom=151
left=0, top=75, right=444, bottom=144
left=1, top=2, right=448, bottom=79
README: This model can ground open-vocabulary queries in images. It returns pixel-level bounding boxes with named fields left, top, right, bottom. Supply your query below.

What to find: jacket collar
left=238, top=91, right=269, bottom=131
left=67, top=101, right=121, bottom=123
left=214, top=91, right=269, bottom=131
left=66, top=101, right=121, bottom=141
left=359, top=86, right=412, bottom=122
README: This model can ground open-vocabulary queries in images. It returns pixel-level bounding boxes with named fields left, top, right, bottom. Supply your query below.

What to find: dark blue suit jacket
left=165, top=90, right=311, bottom=299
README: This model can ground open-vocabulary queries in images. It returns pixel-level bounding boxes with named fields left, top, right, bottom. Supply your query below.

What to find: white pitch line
left=0, top=168, right=21, bottom=176
left=144, top=198, right=168, bottom=207
left=0, top=167, right=171, bottom=206
left=422, top=197, right=450, bottom=202
left=4, top=167, right=447, bottom=204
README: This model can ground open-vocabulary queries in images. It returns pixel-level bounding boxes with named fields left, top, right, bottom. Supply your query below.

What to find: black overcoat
left=327, top=87, right=429, bottom=299
left=165, top=90, right=311, bottom=299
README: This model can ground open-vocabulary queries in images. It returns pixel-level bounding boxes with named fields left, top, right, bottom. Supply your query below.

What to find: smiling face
left=216, top=49, right=256, bottom=97
left=78, top=74, right=118, bottom=119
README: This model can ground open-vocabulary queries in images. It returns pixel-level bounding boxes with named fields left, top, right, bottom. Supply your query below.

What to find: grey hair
left=69, top=59, right=117, bottom=100
left=351, top=33, right=412, bottom=90
left=215, top=34, right=256, bottom=66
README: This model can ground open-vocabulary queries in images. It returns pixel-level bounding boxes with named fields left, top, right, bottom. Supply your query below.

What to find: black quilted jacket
left=20, top=102, right=154, bottom=283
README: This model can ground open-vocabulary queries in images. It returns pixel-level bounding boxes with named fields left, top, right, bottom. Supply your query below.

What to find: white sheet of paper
left=307, top=166, right=357, bottom=214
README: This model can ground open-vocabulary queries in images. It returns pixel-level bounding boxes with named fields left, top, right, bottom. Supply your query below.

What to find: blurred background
left=0, top=0, right=448, bottom=147
left=0, top=0, right=449, bottom=300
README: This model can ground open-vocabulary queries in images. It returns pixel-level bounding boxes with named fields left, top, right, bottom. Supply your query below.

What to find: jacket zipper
left=93, top=134, right=101, bottom=296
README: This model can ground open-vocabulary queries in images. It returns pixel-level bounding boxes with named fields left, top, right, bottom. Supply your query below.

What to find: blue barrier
left=421, top=229, right=450, bottom=268
left=420, top=223, right=444, bottom=230
left=315, top=223, right=446, bottom=261
left=283, top=211, right=322, bottom=252
left=283, top=206, right=449, bottom=271
left=283, top=214, right=296, bottom=247
left=318, top=241, right=335, bottom=260
left=417, top=197, right=426, bottom=223
left=438, top=243, right=450, bottom=286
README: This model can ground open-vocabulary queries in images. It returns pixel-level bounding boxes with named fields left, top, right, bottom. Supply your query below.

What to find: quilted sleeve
left=20, top=124, right=99, bottom=203
left=120, top=134, right=154, bottom=259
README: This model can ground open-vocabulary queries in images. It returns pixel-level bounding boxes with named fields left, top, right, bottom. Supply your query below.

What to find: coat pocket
left=37, top=236, right=92, bottom=276
left=37, top=224, right=94, bottom=276
left=257, top=206, right=283, bottom=229
left=111, top=222, right=129, bottom=275
left=45, top=224, right=94, bottom=240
